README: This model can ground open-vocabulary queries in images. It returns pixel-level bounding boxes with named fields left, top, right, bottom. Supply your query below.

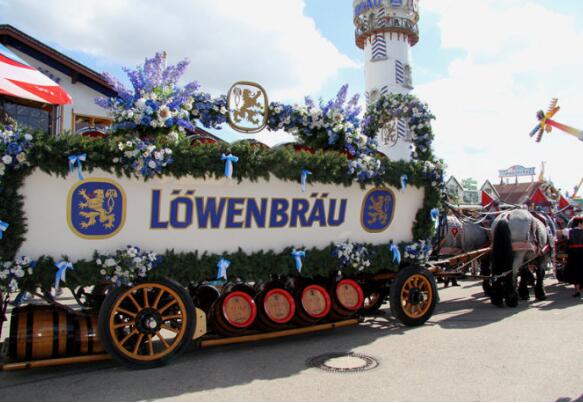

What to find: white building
left=0, top=24, right=115, bottom=135
left=352, top=0, right=419, bottom=161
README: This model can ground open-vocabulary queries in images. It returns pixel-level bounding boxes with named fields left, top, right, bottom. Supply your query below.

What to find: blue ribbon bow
left=300, top=169, right=312, bottom=192
left=221, top=154, right=239, bottom=178
left=400, top=174, right=408, bottom=192
left=0, top=220, right=8, bottom=240
left=389, top=241, right=401, bottom=265
left=68, top=153, right=87, bottom=180
left=54, top=261, right=73, bottom=290
left=430, top=208, right=440, bottom=229
left=217, top=257, right=231, bottom=280
left=291, top=249, right=306, bottom=272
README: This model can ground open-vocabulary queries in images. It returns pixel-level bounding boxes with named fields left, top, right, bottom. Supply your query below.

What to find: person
left=560, top=216, right=583, bottom=297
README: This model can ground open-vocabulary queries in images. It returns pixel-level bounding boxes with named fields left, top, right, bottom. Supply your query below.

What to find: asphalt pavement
left=1, top=279, right=582, bottom=402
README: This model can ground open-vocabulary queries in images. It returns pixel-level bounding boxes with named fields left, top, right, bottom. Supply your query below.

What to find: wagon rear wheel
left=390, top=266, right=437, bottom=326
left=98, top=278, right=195, bottom=369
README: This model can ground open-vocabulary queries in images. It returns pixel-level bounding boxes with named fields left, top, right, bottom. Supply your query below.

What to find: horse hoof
left=505, top=294, right=519, bottom=308
left=490, top=296, right=504, bottom=308
left=519, top=289, right=530, bottom=301
left=535, top=290, right=547, bottom=301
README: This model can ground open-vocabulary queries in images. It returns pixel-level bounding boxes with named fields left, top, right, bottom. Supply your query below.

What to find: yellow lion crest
left=367, top=195, right=390, bottom=226
left=77, top=188, right=118, bottom=229
left=232, top=88, right=263, bottom=125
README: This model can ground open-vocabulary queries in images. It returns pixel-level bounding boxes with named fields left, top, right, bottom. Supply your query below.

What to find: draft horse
left=489, top=209, right=554, bottom=307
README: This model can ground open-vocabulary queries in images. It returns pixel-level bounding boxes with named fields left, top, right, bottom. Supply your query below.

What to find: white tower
left=353, top=0, right=420, bottom=161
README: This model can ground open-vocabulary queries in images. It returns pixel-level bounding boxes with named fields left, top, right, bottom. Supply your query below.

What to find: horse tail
left=491, top=220, right=514, bottom=276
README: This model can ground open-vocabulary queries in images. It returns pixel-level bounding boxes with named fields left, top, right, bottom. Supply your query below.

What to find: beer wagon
left=0, top=55, right=445, bottom=370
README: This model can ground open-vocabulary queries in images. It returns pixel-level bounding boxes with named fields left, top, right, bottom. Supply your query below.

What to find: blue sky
left=2, top=0, right=582, bottom=194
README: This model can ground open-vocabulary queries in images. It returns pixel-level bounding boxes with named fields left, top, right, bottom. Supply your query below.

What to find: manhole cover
left=306, top=352, right=379, bottom=373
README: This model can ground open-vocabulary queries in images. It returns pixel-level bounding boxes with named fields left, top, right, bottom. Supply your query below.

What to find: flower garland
left=362, top=93, right=436, bottom=162
left=403, top=240, right=433, bottom=262
left=95, top=245, right=160, bottom=287
left=114, top=138, right=174, bottom=178
left=0, top=120, right=34, bottom=181
left=267, top=85, right=382, bottom=181
left=0, top=256, right=35, bottom=294
left=333, top=241, right=372, bottom=271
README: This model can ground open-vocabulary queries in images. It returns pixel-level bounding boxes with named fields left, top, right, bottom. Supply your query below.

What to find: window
left=391, top=0, right=403, bottom=6
left=0, top=96, right=53, bottom=134
left=74, top=113, right=112, bottom=137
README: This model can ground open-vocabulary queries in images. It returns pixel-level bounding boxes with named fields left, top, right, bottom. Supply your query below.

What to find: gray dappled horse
left=489, top=209, right=554, bottom=307
left=438, top=215, right=491, bottom=286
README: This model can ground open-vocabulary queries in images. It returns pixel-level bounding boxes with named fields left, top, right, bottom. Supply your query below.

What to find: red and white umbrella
left=0, top=43, right=72, bottom=105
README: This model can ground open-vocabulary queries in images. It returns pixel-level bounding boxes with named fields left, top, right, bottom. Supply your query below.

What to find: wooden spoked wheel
left=99, top=279, right=195, bottom=369
left=399, top=274, right=433, bottom=319
left=390, top=266, right=437, bottom=327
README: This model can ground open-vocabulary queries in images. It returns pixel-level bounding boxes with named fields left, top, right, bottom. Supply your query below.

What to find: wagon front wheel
left=98, top=278, right=196, bottom=369
left=390, top=266, right=437, bottom=326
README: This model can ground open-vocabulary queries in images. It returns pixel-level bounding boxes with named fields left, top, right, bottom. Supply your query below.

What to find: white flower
left=100, top=269, right=107, bottom=275
left=104, top=258, right=117, bottom=267
left=135, top=98, right=146, bottom=110
left=148, top=160, right=157, bottom=169
left=158, top=105, right=171, bottom=120
left=96, top=258, right=103, bottom=266
left=126, top=141, right=133, bottom=147
left=2, top=155, right=12, bottom=165
left=9, top=278, right=18, bottom=292
left=24, top=133, right=33, bottom=141
left=16, top=153, right=26, bottom=163
left=153, top=151, right=162, bottom=161
left=0, top=270, right=7, bottom=280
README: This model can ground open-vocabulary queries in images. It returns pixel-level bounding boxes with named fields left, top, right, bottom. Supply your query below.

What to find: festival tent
left=0, top=43, right=71, bottom=105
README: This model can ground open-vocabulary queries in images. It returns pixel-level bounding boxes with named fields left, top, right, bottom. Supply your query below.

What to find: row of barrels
left=192, top=278, right=365, bottom=336
left=8, top=277, right=365, bottom=361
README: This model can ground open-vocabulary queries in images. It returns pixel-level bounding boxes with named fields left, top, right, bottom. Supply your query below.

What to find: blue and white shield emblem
left=68, top=179, right=126, bottom=239
left=361, top=187, right=396, bottom=233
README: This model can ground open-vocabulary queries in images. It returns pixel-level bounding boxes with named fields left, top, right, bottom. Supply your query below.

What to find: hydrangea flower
left=0, top=120, right=34, bottom=183
left=95, top=245, right=161, bottom=287
left=333, top=241, right=372, bottom=272
left=116, top=137, right=173, bottom=178
left=0, top=256, right=36, bottom=294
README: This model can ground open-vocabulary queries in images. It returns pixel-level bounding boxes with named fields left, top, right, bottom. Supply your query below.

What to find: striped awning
left=0, top=43, right=72, bottom=105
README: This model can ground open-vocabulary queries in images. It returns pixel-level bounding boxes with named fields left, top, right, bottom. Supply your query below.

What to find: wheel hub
left=408, top=288, right=425, bottom=305
left=136, top=308, right=162, bottom=334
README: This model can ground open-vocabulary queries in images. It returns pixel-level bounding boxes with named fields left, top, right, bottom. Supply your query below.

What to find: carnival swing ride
left=529, top=98, right=583, bottom=143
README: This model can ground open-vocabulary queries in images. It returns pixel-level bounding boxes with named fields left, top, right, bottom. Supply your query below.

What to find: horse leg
left=481, top=256, right=493, bottom=297
left=518, top=267, right=530, bottom=301
left=534, top=257, right=547, bottom=301
left=505, top=252, right=525, bottom=308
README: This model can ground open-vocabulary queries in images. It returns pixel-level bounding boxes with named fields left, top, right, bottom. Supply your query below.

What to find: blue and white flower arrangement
left=0, top=256, right=35, bottom=294
left=95, top=51, right=226, bottom=135
left=0, top=121, right=34, bottom=180
left=114, top=138, right=173, bottom=178
left=403, top=240, right=433, bottom=262
left=348, top=153, right=384, bottom=181
left=95, top=245, right=160, bottom=287
left=333, top=241, right=372, bottom=271
left=362, top=93, right=435, bottom=161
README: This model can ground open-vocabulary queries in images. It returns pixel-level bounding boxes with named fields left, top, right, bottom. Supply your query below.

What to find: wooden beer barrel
left=294, top=284, right=331, bottom=325
left=330, top=279, right=364, bottom=318
left=191, top=284, right=221, bottom=313
left=256, top=287, right=296, bottom=330
left=8, top=305, right=103, bottom=361
left=210, top=284, right=257, bottom=336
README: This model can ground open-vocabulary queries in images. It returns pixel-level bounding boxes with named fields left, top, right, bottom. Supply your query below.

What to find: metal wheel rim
left=400, top=274, right=433, bottom=319
left=108, top=283, right=188, bottom=361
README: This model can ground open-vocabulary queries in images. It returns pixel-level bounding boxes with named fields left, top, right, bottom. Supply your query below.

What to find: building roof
left=0, top=24, right=115, bottom=97
left=493, top=181, right=544, bottom=205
